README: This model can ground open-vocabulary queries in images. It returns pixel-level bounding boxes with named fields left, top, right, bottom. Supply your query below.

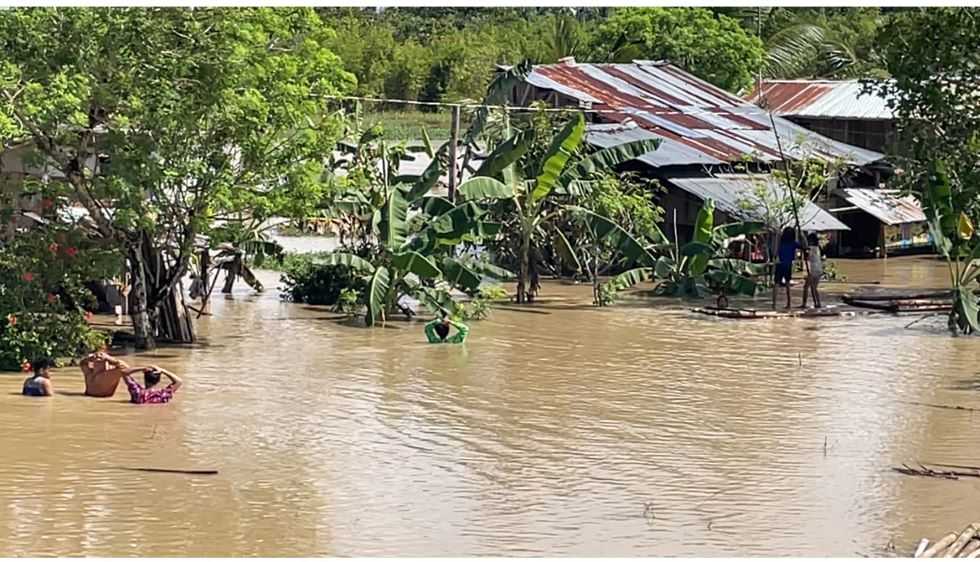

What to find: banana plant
left=604, top=199, right=764, bottom=301
left=318, top=137, right=514, bottom=326
left=924, top=160, right=980, bottom=334
left=466, top=112, right=661, bottom=303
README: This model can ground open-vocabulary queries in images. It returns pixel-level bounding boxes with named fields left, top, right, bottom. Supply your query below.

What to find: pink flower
left=65, top=247, right=78, bottom=258
left=84, top=311, right=94, bottom=322
left=21, top=272, right=34, bottom=282
left=6, top=314, right=16, bottom=327
left=48, top=242, right=60, bottom=254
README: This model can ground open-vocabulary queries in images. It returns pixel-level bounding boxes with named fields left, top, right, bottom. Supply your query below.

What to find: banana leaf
left=456, top=258, right=514, bottom=281
left=421, top=127, right=435, bottom=158
left=392, top=251, right=442, bottom=279
left=441, top=258, right=483, bottom=291
left=689, top=199, right=715, bottom=276
left=380, top=187, right=410, bottom=250
left=404, top=143, right=447, bottom=202
left=705, top=269, right=757, bottom=297
left=928, top=214, right=952, bottom=258
left=554, top=179, right=598, bottom=197
left=553, top=228, right=582, bottom=273
left=458, top=177, right=513, bottom=200
left=959, top=240, right=980, bottom=286
left=474, top=132, right=530, bottom=179
left=560, top=138, right=661, bottom=183
left=953, top=285, right=980, bottom=333
left=366, top=266, right=391, bottom=327
left=714, top=221, right=765, bottom=241
left=415, top=285, right=460, bottom=318
left=567, top=206, right=654, bottom=265
left=531, top=113, right=585, bottom=205
left=313, top=252, right=376, bottom=273
left=607, top=267, right=653, bottom=292
left=680, top=241, right=714, bottom=257
left=427, top=201, right=485, bottom=241
left=464, top=60, right=532, bottom=146
left=654, top=255, right=676, bottom=279
left=421, top=196, right=454, bottom=217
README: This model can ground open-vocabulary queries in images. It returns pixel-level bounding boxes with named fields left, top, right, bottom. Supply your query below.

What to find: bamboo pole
left=942, top=525, right=976, bottom=557
left=916, top=539, right=931, bottom=558
left=923, top=534, right=959, bottom=558
left=448, top=105, right=461, bottom=203
left=768, top=112, right=815, bottom=305
left=957, top=539, right=980, bottom=558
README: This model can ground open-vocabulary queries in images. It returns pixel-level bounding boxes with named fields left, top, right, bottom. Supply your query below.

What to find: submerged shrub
left=279, top=252, right=368, bottom=306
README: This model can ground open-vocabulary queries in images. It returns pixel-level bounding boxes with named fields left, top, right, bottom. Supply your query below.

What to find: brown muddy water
left=2, top=255, right=980, bottom=556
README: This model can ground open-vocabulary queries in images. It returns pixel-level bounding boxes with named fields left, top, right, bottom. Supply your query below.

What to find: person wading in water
left=22, top=357, right=55, bottom=397
left=122, top=365, right=183, bottom=404
left=80, top=350, right=131, bottom=397
left=424, top=315, right=469, bottom=344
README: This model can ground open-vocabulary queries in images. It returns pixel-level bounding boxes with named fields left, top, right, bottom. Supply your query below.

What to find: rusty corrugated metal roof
left=525, top=60, right=884, bottom=168
left=747, top=80, right=894, bottom=120
left=669, top=174, right=850, bottom=232
left=840, top=189, right=926, bottom=226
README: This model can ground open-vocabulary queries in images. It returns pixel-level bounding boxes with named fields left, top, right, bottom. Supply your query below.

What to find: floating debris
left=914, top=523, right=980, bottom=557
left=893, top=462, right=980, bottom=480
left=843, top=293, right=953, bottom=313
left=692, top=307, right=856, bottom=319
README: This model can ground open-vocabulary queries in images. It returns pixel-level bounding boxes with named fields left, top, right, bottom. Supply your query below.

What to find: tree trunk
left=126, top=231, right=195, bottom=349
left=221, top=257, right=239, bottom=294
left=592, top=244, right=600, bottom=306
left=198, top=248, right=212, bottom=314
left=128, top=246, right=156, bottom=350
left=517, top=230, right=530, bottom=304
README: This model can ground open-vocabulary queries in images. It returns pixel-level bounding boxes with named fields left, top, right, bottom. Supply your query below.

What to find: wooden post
left=198, top=248, right=212, bottom=314
left=879, top=224, right=888, bottom=259
left=447, top=104, right=461, bottom=203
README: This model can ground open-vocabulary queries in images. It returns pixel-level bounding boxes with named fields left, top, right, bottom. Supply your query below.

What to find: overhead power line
left=322, top=94, right=798, bottom=119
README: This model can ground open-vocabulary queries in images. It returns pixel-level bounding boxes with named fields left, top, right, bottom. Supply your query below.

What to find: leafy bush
left=0, top=229, right=112, bottom=371
left=279, top=252, right=368, bottom=306
left=457, top=285, right=509, bottom=321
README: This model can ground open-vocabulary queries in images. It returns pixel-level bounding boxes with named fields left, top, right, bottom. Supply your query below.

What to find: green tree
left=718, top=8, right=886, bottom=79
left=593, top=8, right=766, bottom=92
left=874, top=8, right=980, bottom=333
left=0, top=8, right=354, bottom=348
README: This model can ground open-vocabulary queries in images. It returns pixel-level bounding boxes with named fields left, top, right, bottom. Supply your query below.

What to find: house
left=0, top=141, right=68, bottom=240
left=747, top=79, right=896, bottom=154
left=507, top=58, right=891, bottom=253
left=747, top=79, right=928, bottom=255
left=828, top=188, right=929, bottom=257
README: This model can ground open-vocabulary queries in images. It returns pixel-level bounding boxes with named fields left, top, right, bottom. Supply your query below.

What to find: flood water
left=2, top=254, right=980, bottom=556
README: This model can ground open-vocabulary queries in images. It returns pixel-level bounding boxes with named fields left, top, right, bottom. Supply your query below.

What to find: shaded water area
left=3, top=254, right=980, bottom=556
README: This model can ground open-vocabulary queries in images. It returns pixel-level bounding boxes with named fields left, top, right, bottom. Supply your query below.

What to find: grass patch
left=360, top=109, right=466, bottom=141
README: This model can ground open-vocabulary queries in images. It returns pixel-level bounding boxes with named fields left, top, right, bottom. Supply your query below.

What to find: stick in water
left=117, top=467, right=218, bottom=475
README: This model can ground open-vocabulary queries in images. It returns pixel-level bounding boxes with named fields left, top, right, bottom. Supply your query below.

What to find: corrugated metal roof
left=840, top=188, right=926, bottom=225
left=747, top=80, right=894, bottom=120
left=526, top=60, right=884, bottom=167
left=668, top=174, right=851, bottom=232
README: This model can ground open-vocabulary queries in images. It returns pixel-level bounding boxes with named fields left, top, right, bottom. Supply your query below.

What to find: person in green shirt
left=424, top=316, right=469, bottom=344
